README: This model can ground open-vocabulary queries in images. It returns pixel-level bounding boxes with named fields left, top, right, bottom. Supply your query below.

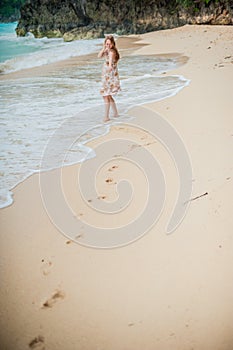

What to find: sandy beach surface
left=0, top=25, right=233, bottom=350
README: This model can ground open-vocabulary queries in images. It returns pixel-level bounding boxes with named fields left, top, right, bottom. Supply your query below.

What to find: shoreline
left=0, top=24, right=233, bottom=349
left=0, top=35, right=147, bottom=80
left=0, top=32, right=188, bottom=81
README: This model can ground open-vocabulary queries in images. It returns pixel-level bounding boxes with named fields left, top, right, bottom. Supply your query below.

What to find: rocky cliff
left=16, top=0, right=233, bottom=40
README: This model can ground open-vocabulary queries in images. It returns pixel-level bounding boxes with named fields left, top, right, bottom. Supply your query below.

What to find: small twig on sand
left=185, top=192, right=208, bottom=204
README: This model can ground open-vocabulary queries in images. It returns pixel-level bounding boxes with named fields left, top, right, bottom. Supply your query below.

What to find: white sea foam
left=0, top=22, right=103, bottom=73
left=0, top=37, right=102, bottom=73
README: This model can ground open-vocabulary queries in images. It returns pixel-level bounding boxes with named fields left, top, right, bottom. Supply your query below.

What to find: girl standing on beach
left=98, top=35, right=121, bottom=122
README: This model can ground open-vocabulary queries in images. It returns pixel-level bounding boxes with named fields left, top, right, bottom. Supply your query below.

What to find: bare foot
left=103, top=118, right=110, bottom=123
left=113, top=115, right=119, bottom=118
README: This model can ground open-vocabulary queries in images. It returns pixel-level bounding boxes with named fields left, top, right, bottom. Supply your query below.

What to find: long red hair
left=105, top=35, right=120, bottom=62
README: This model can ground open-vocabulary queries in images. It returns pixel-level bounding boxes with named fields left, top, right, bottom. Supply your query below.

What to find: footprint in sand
left=41, top=290, right=65, bottom=309
left=29, top=335, right=45, bottom=349
left=108, top=165, right=118, bottom=172
left=40, top=259, right=53, bottom=276
left=75, top=233, right=84, bottom=239
left=98, top=195, right=106, bottom=200
left=105, top=177, right=114, bottom=183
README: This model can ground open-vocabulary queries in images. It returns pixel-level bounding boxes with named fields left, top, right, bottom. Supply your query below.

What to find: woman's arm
left=108, top=50, right=115, bottom=70
left=98, top=48, right=105, bottom=58
left=98, top=43, right=107, bottom=58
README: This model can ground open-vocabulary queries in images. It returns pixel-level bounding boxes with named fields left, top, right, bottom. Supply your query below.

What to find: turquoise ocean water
left=0, top=22, right=189, bottom=208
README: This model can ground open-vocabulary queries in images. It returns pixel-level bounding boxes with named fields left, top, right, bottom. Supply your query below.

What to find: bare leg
left=109, top=95, right=119, bottom=118
left=103, top=96, right=110, bottom=122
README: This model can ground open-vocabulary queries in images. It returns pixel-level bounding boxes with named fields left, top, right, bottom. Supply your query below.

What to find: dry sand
left=0, top=25, right=233, bottom=350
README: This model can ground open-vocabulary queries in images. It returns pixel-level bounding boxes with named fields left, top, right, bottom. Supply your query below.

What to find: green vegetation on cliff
left=15, top=0, right=233, bottom=39
left=0, top=0, right=26, bottom=21
left=175, top=0, right=221, bottom=9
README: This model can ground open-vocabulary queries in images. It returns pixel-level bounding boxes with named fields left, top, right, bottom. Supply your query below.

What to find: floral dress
left=100, top=50, right=121, bottom=97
